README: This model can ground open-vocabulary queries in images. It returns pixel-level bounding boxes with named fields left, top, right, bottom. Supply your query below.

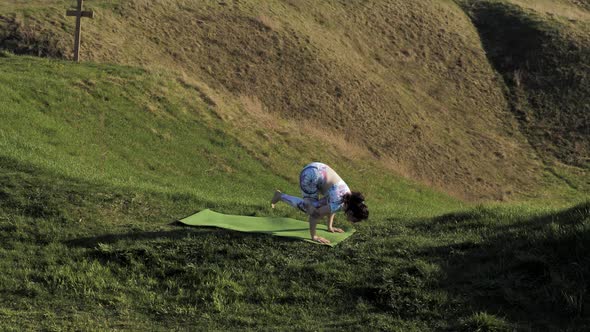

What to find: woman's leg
left=279, top=193, right=308, bottom=212
left=299, top=165, right=322, bottom=201
left=271, top=164, right=326, bottom=213
left=271, top=190, right=326, bottom=212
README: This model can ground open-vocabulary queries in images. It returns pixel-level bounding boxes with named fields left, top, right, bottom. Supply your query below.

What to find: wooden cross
left=66, top=0, right=94, bottom=62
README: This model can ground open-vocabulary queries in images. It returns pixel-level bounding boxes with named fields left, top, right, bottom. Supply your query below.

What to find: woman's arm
left=309, top=215, right=328, bottom=244
left=308, top=205, right=332, bottom=243
left=327, top=214, right=344, bottom=233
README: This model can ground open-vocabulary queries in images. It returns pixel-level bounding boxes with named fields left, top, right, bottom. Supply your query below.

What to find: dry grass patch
left=507, top=0, right=590, bottom=21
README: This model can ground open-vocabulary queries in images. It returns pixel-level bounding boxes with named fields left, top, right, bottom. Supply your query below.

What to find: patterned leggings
left=280, top=194, right=327, bottom=213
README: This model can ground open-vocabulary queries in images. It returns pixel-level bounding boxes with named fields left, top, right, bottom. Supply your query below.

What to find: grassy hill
left=0, top=53, right=461, bottom=330
left=0, top=0, right=589, bottom=330
left=0, top=53, right=588, bottom=331
left=4, top=0, right=589, bottom=200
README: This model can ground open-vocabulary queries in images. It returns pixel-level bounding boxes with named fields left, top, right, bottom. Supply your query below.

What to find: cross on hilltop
left=66, top=0, right=94, bottom=62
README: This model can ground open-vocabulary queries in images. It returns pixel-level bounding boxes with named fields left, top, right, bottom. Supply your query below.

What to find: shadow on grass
left=64, top=223, right=306, bottom=249
left=415, top=202, right=590, bottom=233
left=64, top=228, right=204, bottom=248
left=414, top=202, right=590, bottom=331
left=460, top=1, right=590, bottom=167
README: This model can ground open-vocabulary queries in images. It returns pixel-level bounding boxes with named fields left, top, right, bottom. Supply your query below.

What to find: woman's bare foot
left=271, top=190, right=282, bottom=208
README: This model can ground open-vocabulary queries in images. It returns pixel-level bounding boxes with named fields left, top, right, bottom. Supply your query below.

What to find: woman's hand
left=327, top=214, right=342, bottom=233
left=313, top=236, right=331, bottom=244
left=328, top=227, right=344, bottom=233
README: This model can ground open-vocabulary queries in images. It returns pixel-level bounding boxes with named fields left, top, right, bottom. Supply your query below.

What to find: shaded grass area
left=1, top=155, right=589, bottom=330
left=459, top=0, right=590, bottom=168
left=0, top=156, right=444, bottom=330
left=412, top=202, right=590, bottom=331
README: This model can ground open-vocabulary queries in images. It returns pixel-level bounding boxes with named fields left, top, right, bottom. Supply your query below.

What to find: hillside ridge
left=1, top=0, right=588, bottom=200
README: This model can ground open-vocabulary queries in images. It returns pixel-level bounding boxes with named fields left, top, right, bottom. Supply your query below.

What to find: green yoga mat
left=179, top=209, right=355, bottom=246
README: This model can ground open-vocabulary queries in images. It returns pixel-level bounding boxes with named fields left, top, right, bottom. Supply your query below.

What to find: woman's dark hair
left=343, top=191, right=368, bottom=222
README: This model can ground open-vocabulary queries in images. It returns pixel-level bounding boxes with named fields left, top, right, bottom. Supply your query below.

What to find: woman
left=271, top=162, right=369, bottom=244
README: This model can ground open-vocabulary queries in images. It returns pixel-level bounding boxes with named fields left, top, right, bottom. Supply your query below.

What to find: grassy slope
left=0, top=0, right=565, bottom=201
left=0, top=53, right=456, bottom=215
left=0, top=54, right=462, bottom=330
left=0, top=53, right=589, bottom=331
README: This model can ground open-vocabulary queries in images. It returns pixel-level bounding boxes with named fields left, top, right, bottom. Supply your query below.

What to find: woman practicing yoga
left=271, top=162, right=369, bottom=244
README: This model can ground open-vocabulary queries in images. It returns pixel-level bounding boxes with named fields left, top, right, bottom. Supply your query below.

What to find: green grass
left=0, top=54, right=589, bottom=330
left=0, top=54, right=288, bottom=205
